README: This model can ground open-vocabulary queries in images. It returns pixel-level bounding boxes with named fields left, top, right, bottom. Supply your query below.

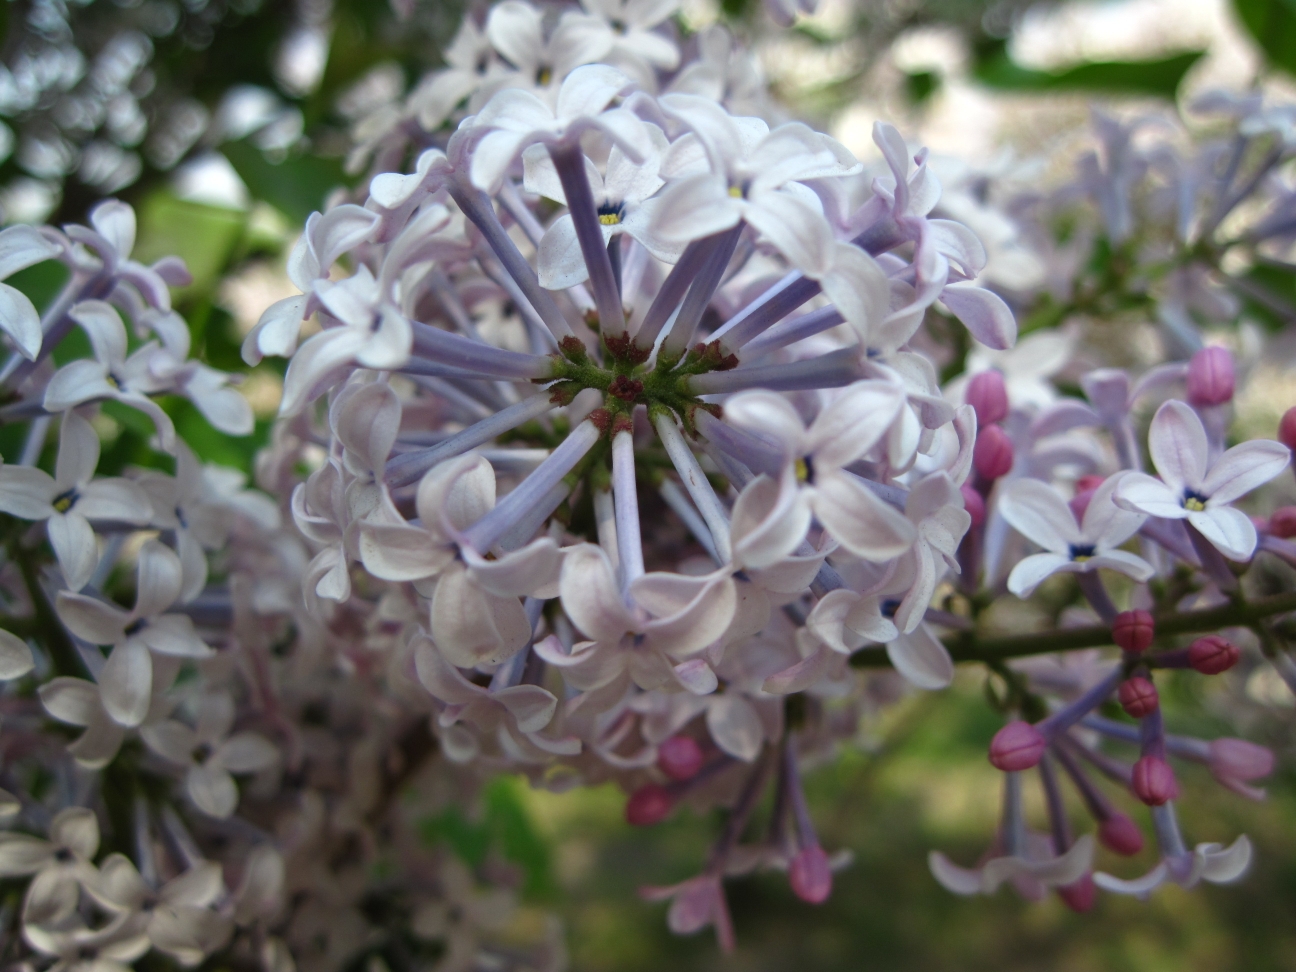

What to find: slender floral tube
left=498, top=480, right=571, bottom=552
left=594, top=486, right=620, bottom=571
left=692, top=409, right=784, bottom=477
left=661, top=223, right=744, bottom=357
left=550, top=142, right=625, bottom=333
left=633, top=237, right=712, bottom=350
left=710, top=270, right=819, bottom=352
left=1036, top=666, right=1124, bottom=740
left=462, top=419, right=599, bottom=552
left=410, top=321, right=554, bottom=380
left=653, top=412, right=732, bottom=563
left=448, top=178, right=574, bottom=340
left=741, top=306, right=844, bottom=359
left=659, top=480, right=721, bottom=565
left=612, top=429, right=645, bottom=589
left=385, top=394, right=556, bottom=487
left=685, top=347, right=861, bottom=395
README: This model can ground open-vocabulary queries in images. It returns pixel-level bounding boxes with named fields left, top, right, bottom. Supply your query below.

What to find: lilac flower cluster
left=1, top=0, right=1295, bottom=965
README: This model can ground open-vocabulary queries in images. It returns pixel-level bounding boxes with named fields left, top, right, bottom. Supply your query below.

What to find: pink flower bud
left=1118, top=676, right=1159, bottom=719
left=1131, top=756, right=1179, bottom=806
left=657, top=736, right=705, bottom=782
left=789, top=845, right=833, bottom=904
left=1112, top=610, right=1154, bottom=653
left=1209, top=738, right=1274, bottom=782
left=626, top=784, right=674, bottom=826
left=1098, top=811, right=1144, bottom=856
left=988, top=720, right=1046, bottom=772
left=973, top=425, right=1014, bottom=481
left=1280, top=406, right=1296, bottom=453
left=960, top=483, right=985, bottom=528
left=1057, top=873, right=1096, bottom=913
left=966, top=370, right=1009, bottom=427
left=1269, top=506, right=1296, bottom=539
left=1188, top=635, right=1239, bottom=675
left=1069, top=488, right=1097, bottom=521
left=1186, top=346, right=1235, bottom=406
left=1074, top=474, right=1106, bottom=494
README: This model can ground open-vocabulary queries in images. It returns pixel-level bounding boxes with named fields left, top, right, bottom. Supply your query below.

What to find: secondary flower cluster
left=0, top=0, right=1295, bottom=966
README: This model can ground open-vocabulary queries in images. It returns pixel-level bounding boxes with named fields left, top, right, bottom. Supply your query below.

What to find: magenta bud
left=1074, top=474, right=1106, bottom=494
left=1057, top=873, right=1097, bottom=913
left=1111, top=610, right=1154, bottom=654
left=1098, top=812, right=1145, bottom=856
left=1188, top=635, right=1239, bottom=675
left=960, top=483, right=985, bottom=528
left=1279, top=406, right=1296, bottom=453
left=988, top=720, right=1046, bottom=772
left=1186, top=346, right=1235, bottom=407
left=657, top=736, right=705, bottom=782
left=1131, top=756, right=1179, bottom=806
left=1209, top=738, right=1274, bottom=782
left=1118, top=677, right=1159, bottom=719
left=966, top=370, right=1009, bottom=427
left=1269, top=506, right=1296, bottom=539
left=789, top=845, right=833, bottom=904
left=625, top=784, right=674, bottom=826
left=973, top=425, right=1014, bottom=481
left=1069, top=488, right=1097, bottom=522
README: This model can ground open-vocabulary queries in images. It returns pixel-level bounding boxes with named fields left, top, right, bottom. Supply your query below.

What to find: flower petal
left=887, top=624, right=953, bottom=690
left=1187, top=507, right=1257, bottom=562
left=998, top=478, right=1080, bottom=553
left=99, top=640, right=153, bottom=727
left=1202, top=440, right=1290, bottom=506
left=1148, top=400, right=1208, bottom=494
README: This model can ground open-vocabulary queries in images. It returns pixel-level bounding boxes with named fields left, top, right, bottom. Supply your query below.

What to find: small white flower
left=141, top=692, right=278, bottom=818
left=0, top=410, right=152, bottom=590
left=1115, top=399, right=1290, bottom=561
left=55, top=540, right=211, bottom=728
left=999, top=474, right=1153, bottom=597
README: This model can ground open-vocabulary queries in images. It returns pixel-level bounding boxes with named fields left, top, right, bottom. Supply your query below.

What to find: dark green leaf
left=222, top=141, right=348, bottom=224
left=905, top=70, right=941, bottom=104
left=972, top=39, right=1204, bottom=99
left=1234, top=0, right=1296, bottom=76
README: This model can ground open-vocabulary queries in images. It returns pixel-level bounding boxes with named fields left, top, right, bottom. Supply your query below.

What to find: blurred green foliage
left=518, top=679, right=1296, bottom=972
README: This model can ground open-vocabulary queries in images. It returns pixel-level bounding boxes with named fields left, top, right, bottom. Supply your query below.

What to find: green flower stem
left=848, top=589, right=1296, bottom=669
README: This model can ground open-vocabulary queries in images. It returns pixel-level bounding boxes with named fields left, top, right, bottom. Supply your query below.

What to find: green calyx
left=540, top=333, right=735, bottom=436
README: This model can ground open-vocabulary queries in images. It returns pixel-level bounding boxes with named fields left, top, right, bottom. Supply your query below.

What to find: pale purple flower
left=999, top=474, right=1153, bottom=597
left=1115, top=400, right=1291, bottom=561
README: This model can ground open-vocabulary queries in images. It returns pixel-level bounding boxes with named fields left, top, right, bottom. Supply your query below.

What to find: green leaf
left=1234, top=0, right=1296, bottom=76
left=972, top=40, right=1205, bottom=99
left=904, top=70, right=941, bottom=104
left=132, top=192, right=248, bottom=299
left=418, top=776, right=554, bottom=900
left=222, top=141, right=348, bottom=224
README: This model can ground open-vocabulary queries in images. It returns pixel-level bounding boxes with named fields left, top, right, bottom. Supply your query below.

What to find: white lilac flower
left=999, top=474, right=1153, bottom=598
left=523, top=125, right=680, bottom=288
left=0, top=807, right=99, bottom=927
left=1094, top=805, right=1251, bottom=897
left=55, top=540, right=211, bottom=728
left=89, top=854, right=231, bottom=964
left=467, top=63, right=650, bottom=195
left=721, top=382, right=917, bottom=563
left=485, top=0, right=614, bottom=92
left=544, top=543, right=737, bottom=692
left=0, top=410, right=151, bottom=590
left=0, top=223, right=64, bottom=360
left=42, top=300, right=180, bottom=452
left=1114, top=399, right=1290, bottom=561
left=140, top=692, right=278, bottom=818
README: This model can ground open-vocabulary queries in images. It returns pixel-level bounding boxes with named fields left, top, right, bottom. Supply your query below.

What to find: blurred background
left=4, top=0, right=1296, bottom=967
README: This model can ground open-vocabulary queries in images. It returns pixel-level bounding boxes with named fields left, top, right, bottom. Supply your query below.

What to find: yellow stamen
left=1184, top=497, right=1206, bottom=512
left=1072, top=554, right=1092, bottom=563
left=794, top=458, right=809, bottom=482
left=728, top=185, right=743, bottom=198
left=598, top=213, right=620, bottom=225
left=53, top=496, right=73, bottom=513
